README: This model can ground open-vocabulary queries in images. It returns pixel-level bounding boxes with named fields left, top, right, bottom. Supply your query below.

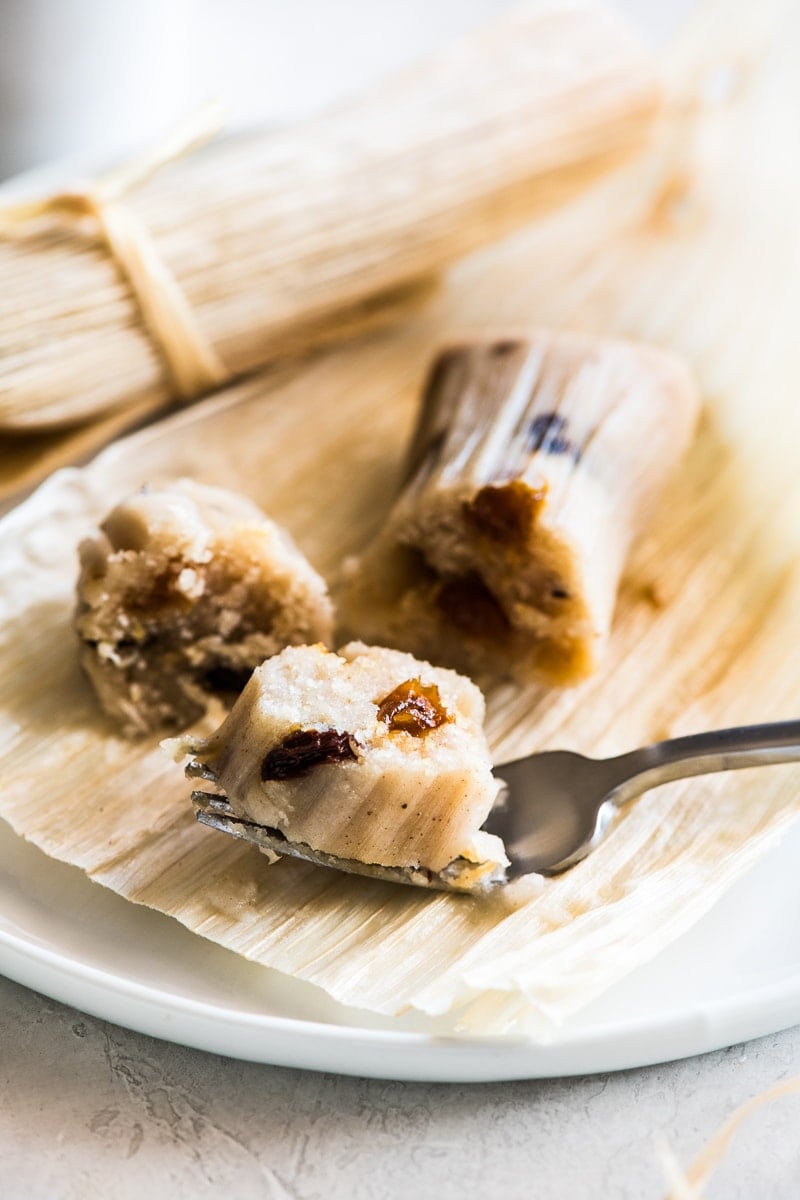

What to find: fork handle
left=607, top=720, right=800, bottom=806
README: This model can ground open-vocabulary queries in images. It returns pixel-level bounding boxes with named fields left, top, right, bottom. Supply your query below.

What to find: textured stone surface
left=1, top=976, right=799, bottom=1199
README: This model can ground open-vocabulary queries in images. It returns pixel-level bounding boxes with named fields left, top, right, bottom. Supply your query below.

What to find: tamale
left=174, top=641, right=507, bottom=892
left=75, top=479, right=333, bottom=735
left=0, top=1, right=659, bottom=431
left=340, top=334, right=698, bottom=684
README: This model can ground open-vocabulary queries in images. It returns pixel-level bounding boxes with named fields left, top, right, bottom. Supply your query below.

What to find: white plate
left=2, top=814, right=799, bottom=1082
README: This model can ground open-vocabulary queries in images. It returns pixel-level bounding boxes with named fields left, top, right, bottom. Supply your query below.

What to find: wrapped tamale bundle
left=0, top=0, right=660, bottom=431
left=340, top=334, right=699, bottom=684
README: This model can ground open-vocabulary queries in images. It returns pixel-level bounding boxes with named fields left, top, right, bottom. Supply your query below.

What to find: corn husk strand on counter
left=75, top=479, right=333, bottom=736
left=174, top=642, right=509, bottom=893
left=340, top=333, right=699, bottom=685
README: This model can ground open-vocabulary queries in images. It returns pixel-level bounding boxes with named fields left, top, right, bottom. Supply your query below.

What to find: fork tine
left=191, top=799, right=506, bottom=893
left=191, top=789, right=234, bottom=815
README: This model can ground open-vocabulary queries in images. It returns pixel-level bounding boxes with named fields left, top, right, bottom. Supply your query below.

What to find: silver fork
left=488, top=719, right=800, bottom=877
left=193, top=720, right=800, bottom=891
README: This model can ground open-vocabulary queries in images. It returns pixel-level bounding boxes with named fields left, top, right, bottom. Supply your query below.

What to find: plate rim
left=3, top=902, right=800, bottom=1082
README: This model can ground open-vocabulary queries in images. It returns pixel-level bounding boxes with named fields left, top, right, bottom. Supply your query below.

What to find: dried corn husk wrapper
left=1, top=0, right=799, bottom=1037
left=0, top=276, right=436, bottom=513
left=0, top=0, right=659, bottom=433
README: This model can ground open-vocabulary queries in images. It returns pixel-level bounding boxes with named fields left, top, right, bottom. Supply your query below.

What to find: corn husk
left=660, top=1074, right=800, bottom=1199
left=0, top=0, right=799, bottom=1037
left=0, top=274, right=436, bottom=513
left=0, top=0, right=658, bottom=433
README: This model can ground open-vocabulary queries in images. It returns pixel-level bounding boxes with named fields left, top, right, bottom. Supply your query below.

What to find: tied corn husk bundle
left=0, top=277, right=436, bottom=513
left=1, top=0, right=799, bottom=1037
left=0, top=0, right=659, bottom=433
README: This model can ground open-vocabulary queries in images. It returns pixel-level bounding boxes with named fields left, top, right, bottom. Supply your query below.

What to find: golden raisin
left=462, top=481, right=545, bottom=548
left=377, top=678, right=450, bottom=736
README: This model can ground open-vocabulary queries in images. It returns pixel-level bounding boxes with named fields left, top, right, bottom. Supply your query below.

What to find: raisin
left=122, top=562, right=189, bottom=619
left=377, top=678, right=450, bottom=736
left=463, top=481, right=544, bottom=548
left=527, top=411, right=579, bottom=459
left=435, top=574, right=510, bottom=641
left=202, top=665, right=253, bottom=695
left=261, top=729, right=358, bottom=781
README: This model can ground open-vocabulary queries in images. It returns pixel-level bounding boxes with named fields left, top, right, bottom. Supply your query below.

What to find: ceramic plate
left=2, top=813, right=799, bottom=1082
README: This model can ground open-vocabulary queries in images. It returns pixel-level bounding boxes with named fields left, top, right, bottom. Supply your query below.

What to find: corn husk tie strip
left=0, top=103, right=230, bottom=402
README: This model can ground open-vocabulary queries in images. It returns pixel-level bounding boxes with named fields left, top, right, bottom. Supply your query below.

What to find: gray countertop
left=2, top=975, right=799, bottom=1198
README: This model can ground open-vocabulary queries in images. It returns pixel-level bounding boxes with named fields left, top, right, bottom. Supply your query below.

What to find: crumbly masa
left=175, top=641, right=507, bottom=885
left=339, top=332, right=699, bottom=685
left=75, top=479, right=334, bottom=736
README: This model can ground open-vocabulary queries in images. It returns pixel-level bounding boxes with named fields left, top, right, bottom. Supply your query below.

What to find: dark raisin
left=550, top=587, right=570, bottom=600
left=261, top=729, right=358, bottom=781
left=435, top=574, right=510, bottom=641
left=122, top=567, right=180, bottom=617
left=376, top=678, right=450, bottom=736
left=203, top=665, right=253, bottom=695
left=527, top=411, right=579, bottom=459
left=463, top=481, right=544, bottom=548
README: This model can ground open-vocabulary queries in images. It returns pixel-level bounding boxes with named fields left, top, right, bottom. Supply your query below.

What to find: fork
left=487, top=719, right=800, bottom=877
left=193, top=720, right=800, bottom=891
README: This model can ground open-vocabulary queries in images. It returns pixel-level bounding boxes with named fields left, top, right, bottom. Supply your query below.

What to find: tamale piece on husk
left=176, top=641, right=508, bottom=893
left=0, top=0, right=660, bottom=432
left=340, top=334, right=698, bottom=685
left=75, top=479, right=333, bottom=736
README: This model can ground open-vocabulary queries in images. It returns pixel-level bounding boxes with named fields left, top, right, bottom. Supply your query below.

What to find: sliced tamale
left=340, top=333, right=699, bottom=685
left=171, top=641, right=508, bottom=891
left=75, top=479, right=333, bottom=736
